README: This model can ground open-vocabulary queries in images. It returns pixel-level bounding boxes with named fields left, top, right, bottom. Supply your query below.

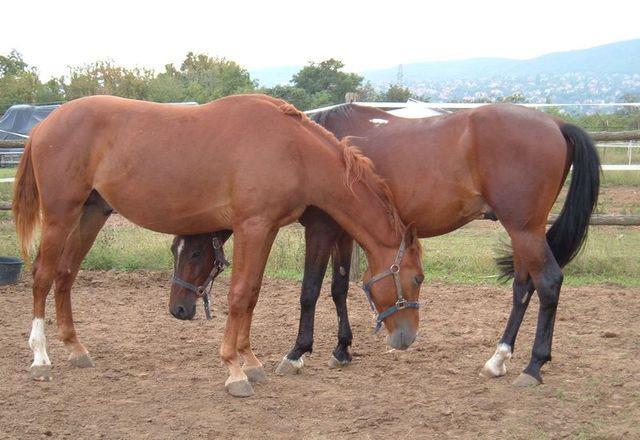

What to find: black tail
left=497, top=123, right=601, bottom=280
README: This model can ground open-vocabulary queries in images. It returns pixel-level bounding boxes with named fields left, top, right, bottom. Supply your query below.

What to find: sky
left=2, top=0, right=640, bottom=80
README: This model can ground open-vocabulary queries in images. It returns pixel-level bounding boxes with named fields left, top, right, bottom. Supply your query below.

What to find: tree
left=173, top=52, right=256, bottom=103
left=383, top=84, right=412, bottom=102
left=0, top=50, right=42, bottom=112
left=0, top=50, right=29, bottom=77
left=292, top=59, right=363, bottom=105
left=63, top=61, right=154, bottom=100
left=356, top=82, right=383, bottom=102
left=261, top=85, right=313, bottom=110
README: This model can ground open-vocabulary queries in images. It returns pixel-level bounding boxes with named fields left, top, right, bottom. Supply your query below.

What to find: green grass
left=1, top=219, right=637, bottom=286
left=0, top=168, right=16, bottom=179
left=601, top=170, right=640, bottom=187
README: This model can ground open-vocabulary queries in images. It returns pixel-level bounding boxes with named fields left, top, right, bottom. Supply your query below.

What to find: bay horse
left=178, top=103, right=599, bottom=387
left=12, top=94, right=424, bottom=397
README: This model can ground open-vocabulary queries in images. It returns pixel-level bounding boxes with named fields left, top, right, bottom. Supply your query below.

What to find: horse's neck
left=315, top=176, right=402, bottom=267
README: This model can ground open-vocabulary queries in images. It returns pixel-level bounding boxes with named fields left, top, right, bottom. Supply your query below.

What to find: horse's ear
left=404, top=224, right=418, bottom=247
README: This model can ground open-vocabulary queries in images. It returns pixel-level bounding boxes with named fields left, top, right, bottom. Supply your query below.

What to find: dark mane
left=309, top=104, right=355, bottom=127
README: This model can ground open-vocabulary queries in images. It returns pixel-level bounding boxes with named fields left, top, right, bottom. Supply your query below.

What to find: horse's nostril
left=171, top=305, right=187, bottom=320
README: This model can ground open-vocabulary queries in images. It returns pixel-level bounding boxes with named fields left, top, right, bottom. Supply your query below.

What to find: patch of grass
left=0, top=167, right=17, bottom=179
left=1, top=219, right=638, bottom=286
left=601, top=170, right=640, bottom=187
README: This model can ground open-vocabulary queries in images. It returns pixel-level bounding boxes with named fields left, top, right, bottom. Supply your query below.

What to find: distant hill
left=364, top=39, right=640, bottom=84
left=250, top=39, right=640, bottom=87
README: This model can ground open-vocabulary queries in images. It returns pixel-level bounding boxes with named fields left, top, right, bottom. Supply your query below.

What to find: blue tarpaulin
left=0, top=104, right=59, bottom=140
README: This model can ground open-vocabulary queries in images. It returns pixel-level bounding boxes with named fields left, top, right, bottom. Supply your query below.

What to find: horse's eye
left=191, top=250, right=202, bottom=259
left=414, top=274, right=425, bottom=285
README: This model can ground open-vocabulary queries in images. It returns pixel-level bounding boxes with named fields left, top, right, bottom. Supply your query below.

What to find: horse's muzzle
left=170, top=303, right=196, bottom=320
left=386, top=319, right=417, bottom=350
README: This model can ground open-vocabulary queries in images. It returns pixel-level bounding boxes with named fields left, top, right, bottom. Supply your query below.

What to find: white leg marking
left=29, top=318, right=51, bottom=367
left=481, top=342, right=512, bottom=377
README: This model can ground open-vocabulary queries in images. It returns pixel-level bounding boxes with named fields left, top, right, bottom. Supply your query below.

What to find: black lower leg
left=523, top=263, right=563, bottom=382
left=331, top=234, right=353, bottom=363
left=500, top=277, right=535, bottom=351
left=286, top=218, right=338, bottom=361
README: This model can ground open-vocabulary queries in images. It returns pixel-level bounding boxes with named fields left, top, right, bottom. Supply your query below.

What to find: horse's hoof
left=70, top=352, right=95, bottom=368
left=30, top=365, right=52, bottom=382
left=225, top=378, right=254, bottom=397
left=480, top=343, right=510, bottom=378
left=327, top=354, right=351, bottom=369
left=275, top=356, right=303, bottom=375
left=480, top=361, right=506, bottom=378
left=243, top=365, right=267, bottom=383
left=512, top=372, right=541, bottom=388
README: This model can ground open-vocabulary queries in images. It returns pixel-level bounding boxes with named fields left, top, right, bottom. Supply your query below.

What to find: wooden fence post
left=350, top=243, right=362, bottom=282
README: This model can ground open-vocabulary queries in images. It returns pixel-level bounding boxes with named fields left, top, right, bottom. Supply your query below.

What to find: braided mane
left=277, top=101, right=405, bottom=236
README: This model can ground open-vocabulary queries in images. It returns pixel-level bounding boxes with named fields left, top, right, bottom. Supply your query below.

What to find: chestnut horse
left=12, top=94, right=424, bottom=397
left=179, top=103, right=600, bottom=387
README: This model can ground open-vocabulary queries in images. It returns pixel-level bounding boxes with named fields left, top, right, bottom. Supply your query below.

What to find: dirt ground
left=0, top=271, right=638, bottom=439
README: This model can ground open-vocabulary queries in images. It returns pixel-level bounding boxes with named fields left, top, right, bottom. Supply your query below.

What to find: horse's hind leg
left=54, top=194, right=111, bottom=368
left=514, top=238, right=563, bottom=387
left=29, top=211, right=83, bottom=381
left=481, top=263, right=534, bottom=378
left=328, top=232, right=354, bottom=368
left=480, top=229, right=563, bottom=387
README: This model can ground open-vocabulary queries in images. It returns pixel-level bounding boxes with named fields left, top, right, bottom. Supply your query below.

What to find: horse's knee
left=227, top=286, right=256, bottom=314
left=300, top=289, right=320, bottom=310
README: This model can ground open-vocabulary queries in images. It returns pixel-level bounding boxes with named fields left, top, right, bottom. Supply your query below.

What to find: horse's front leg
left=328, top=232, right=354, bottom=368
left=276, top=212, right=339, bottom=375
left=219, top=220, right=277, bottom=397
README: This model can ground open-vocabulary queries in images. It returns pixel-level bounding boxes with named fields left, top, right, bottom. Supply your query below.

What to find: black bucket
left=0, top=256, right=23, bottom=286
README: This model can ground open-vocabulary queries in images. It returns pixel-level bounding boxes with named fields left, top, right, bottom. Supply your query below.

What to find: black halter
left=362, top=236, right=420, bottom=332
left=171, top=237, right=229, bottom=320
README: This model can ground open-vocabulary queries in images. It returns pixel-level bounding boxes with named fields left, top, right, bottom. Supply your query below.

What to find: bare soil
left=0, top=271, right=638, bottom=439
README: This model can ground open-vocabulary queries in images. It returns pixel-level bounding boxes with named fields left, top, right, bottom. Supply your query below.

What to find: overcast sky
left=2, top=0, right=639, bottom=79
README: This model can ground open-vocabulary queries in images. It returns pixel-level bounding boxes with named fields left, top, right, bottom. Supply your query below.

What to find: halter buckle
left=389, top=263, right=400, bottom=273
left=396, top=298, right=407, bottom=309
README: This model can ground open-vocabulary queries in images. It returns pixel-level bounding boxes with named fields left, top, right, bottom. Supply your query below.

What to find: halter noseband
left=171, top=237, right=229, bottom=320
left=362, top=235, right=420, bottom=332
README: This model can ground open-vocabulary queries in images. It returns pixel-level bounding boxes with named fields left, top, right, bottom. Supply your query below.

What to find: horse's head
left=362, top=227, right=424, bottom=350
left=169, top=233, right=227, bottom=320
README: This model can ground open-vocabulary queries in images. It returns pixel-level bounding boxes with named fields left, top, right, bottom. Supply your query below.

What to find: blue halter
left=362, top=237, right=420, bottom=332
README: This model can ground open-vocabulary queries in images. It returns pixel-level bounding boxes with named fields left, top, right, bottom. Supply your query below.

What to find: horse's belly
left=96, top=184, right=232, bottom=235
left=405, top=189, right=488, bottom=238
